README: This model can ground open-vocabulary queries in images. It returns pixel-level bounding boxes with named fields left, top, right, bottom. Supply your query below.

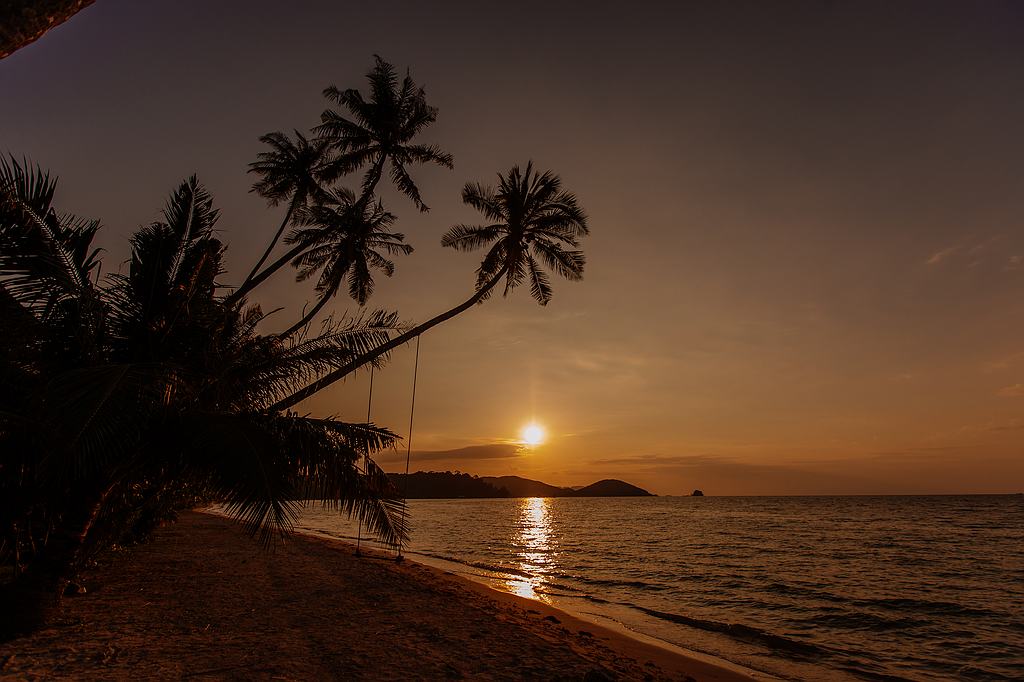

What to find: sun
left=521, top=422, right=546, bottom=446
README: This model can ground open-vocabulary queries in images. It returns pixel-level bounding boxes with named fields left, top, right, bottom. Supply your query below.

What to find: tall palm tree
left=227, top=57, right=452, bottom=305
left=271, top=162, right=587, bottom=412
left=239, top=130, right=331, bottom=291
left=317, top=55, right=454, bottom=212
left=281, top=188, right=413, bottom=338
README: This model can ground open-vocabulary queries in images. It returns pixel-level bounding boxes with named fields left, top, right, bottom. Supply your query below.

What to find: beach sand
left=0, top=511, right=757, bottom=681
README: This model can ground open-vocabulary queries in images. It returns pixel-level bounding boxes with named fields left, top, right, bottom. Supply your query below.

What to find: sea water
left=293, top=495, right=1024, bottom=681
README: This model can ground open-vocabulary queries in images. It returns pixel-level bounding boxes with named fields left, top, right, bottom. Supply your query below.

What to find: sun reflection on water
left=504, top=497, right=555, bottom=601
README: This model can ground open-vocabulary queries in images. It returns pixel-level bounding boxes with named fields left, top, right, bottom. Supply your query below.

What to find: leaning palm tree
left=271, top=162, right=587, bottom=412
left=316, top=55, right=454, bottom=211
left=281, top=188, right=413, bottom=338
left=239, top=130, right=332, bottom=291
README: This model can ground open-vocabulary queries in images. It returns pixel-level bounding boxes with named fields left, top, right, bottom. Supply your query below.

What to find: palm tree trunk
left=239, top=200, right=297, bottom=292
left=280, top=288, right=335, bottom=338
left=270, top=266, right=508, bottom=412
left=224, top=240, right=306, bottom=306
left=357, top=154, right=387, bottom=209
left=225, top=154, right=387, bottom=306
left=1, top=482, right=115, bottom=638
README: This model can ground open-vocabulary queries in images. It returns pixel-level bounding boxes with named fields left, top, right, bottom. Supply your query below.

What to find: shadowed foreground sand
left=0, top=512, right=756, bottom=681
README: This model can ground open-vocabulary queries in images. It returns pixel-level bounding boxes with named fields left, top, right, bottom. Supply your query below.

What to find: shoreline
left=286, top=522, right=768, bottom=681
left=1, top=511, right=761, bottom=680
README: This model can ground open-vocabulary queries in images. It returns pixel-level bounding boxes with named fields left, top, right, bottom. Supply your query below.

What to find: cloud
left=377, top=443, right=524, bottom=464
left=996, top=384, right=1024, bottom=398
left=926, top=236, right=1017, bottom=270
left=926, top=245, right=960, bottom=265
left=591, top=453, right=720, bottom=467
left=988, top=419, right=1024, bottom=431
left=968, top=234, right=1003, bottom=255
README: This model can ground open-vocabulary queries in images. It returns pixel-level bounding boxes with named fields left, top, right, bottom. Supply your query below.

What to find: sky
left=2, top=0, right=1023, bottom=494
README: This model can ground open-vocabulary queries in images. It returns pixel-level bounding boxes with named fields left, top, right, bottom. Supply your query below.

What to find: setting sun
left=520, top=423, right=546, bottom=446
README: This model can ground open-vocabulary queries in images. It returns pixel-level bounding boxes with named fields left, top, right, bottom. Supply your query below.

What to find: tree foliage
left=0, top=158, right=407, bottom=635
left=0, top=56, right=589, bottom=637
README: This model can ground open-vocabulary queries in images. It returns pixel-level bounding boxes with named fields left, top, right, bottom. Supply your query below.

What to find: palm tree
left=317, top=55, right=454, bottom=212
left=270, top=162, right=587, bottom=412
left=281, top=188, right=413, bottom=338
left=239, top=130, right=331, bottom=291
left=227, top=57, right=452, bottom=305
left=0, top=159, right=408, bottom=633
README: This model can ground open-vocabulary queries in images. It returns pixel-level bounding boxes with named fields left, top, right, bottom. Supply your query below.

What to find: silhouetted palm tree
left=240, top=130, right=331, bottom=291
left=228, top=57, right=451, bottom=304
left=0, top=158, right=407, bottom=632
left=281, top=188, right=413, bottom=338
left=271, top=162, right=587, bottom=412
left=317, top=55, right=454, bottom=211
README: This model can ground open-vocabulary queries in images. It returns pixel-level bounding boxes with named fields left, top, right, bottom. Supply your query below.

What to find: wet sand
left=0, top=511, right=759, bottom=680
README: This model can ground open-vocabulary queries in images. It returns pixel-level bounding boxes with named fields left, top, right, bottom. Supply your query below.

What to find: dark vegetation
left=389, top=472, right=511, bottom=499
left=0, top=57, right=588, bottom=636
left=390, top=473, right=652, bottom=498
left=0, top=0, right=95, bottom=60
left=573, top=479, right=652, bottom=497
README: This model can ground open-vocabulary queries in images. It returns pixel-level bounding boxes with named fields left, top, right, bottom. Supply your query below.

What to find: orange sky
left=3, top=1, right=1023, bottom=494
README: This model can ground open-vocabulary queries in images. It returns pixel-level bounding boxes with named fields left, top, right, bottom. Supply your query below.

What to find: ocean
left=293, top=495, right=1024, bottom=681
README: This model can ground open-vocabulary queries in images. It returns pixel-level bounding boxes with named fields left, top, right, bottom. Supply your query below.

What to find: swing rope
left=398, top=335, right=421, bottom=559
left=354, top=365, right=374, bottom=556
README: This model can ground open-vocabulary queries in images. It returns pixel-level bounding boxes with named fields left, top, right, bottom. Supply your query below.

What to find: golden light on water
left=504, top=497, right=553, bottom=601
left=520, top=422, right=546, bottom=446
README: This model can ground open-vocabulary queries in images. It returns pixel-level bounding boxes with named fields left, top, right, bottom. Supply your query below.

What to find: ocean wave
left=805, top=611, right=930, bottom=632
left=632, top=606, right=824, bottom=657
left=850, top=597, right=1000, bottom=619
left=572, top=575, right=666, bottom=591
left=408, top=550, right=534, bottom=579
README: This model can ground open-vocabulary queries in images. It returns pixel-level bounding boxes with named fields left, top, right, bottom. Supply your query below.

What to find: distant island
left=388, top=472, right=653, bottom=498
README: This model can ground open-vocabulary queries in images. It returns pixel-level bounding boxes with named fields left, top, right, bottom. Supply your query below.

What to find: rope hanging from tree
left=397, top=335, right=421, bottom=559
left=354, top=365, right=374, bottom=557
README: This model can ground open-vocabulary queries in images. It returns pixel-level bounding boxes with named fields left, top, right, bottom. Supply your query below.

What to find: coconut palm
left=228, top=57, right=451, bottom=304
left=271, top=162, right=587, bottom=412
left=0, top=158, right=408, bottom=634
left=281, top=188, right=413, bottom=338
left=317, top=55, right=454, bottom=211
left=240, top=130, right=331, bottom=291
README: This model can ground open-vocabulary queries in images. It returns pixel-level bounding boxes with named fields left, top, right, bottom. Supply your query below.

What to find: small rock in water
left=64, top=582, right=87, bottom=596
left=583, top=669, right=615, bottom=681
left=543, top=615, right=561, bottom=624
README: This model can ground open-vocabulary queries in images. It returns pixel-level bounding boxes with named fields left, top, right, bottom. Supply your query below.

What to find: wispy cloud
left=996, top=384, right=1024, bottom=398
left=395, top=443, right=524, bottom=462
left=591, top=453, right=720, bottom=467
left=988, top=418, right=1024, bottom=431
left=926, top=235, right=1014, bottom=269
left=926, top=245, right=960, bottom=265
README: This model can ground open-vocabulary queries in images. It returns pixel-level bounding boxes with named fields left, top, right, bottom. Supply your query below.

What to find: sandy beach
left=0, top=511, right=756, bottom=681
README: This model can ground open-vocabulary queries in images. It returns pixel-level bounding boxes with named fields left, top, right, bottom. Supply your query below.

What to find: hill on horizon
left=388, top=472, right=653, bottom=499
